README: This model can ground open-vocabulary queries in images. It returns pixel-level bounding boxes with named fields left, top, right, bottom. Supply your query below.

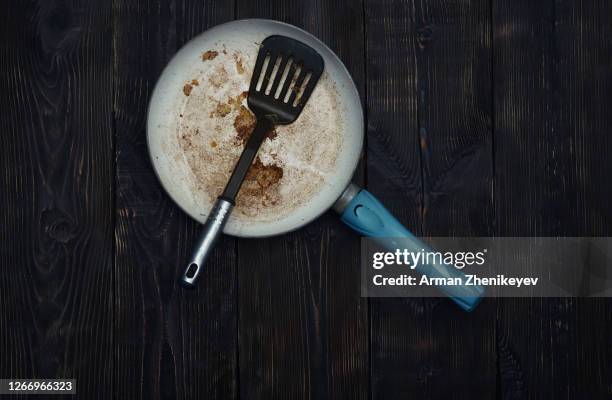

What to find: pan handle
left=178, top=198, right=234, bottom=289
left=334, top=184, right=484, bottom=311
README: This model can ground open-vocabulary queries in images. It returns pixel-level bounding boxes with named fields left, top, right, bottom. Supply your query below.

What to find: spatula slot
left=265, top=55, right=283, bottom=95
left=248, top=35, right=324, bottom=123
left=286, top=67, right=308, bottom=106
left=273, top=57, right=293, bottom=99
left=293, top=71, right=313, bottom=107
left=255, top=52, right=271, bottom=92
left=283, top=64, right=303, bottom=103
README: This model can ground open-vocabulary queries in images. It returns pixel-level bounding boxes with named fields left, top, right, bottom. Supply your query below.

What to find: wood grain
left=0, top=0, right=114, bottom=397
left=364, top=0, right=426, bottom=397
left=1, top=0, right=611, bottom=399
left=413, top=1, right=497, bottom=399
left=493, top=0, right=611, bottom=398
left=557, top=0, right=612, bottom=395
left=493, top=2, right=574, bottom=397
left=113, top=1, right=236, bottom=399
left=234, top=1, right=369, bottom=399
left=366, top=1, right=496, bottom=398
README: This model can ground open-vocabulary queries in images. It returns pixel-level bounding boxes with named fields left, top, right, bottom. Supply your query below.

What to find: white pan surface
left=147, top=19, right=363, bottom=237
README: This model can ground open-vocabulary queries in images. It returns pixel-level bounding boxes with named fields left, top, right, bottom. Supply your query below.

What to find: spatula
left=179, top=35, right=325, bottom=288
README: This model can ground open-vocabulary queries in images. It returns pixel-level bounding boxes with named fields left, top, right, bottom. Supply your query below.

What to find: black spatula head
left=248, top=35, right=325, bottom=124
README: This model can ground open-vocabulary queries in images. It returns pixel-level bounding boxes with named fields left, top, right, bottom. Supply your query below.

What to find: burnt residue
left=210, top=91, right=248, bottom=118
left=175, top=47, right=342, bottom=223
left=230, top=91, right=248, bottom=110
left=210, top=102, right=232, bottom=118
left=208, top=65, right=228, bottom=88
left=202, top=50, right=218, bottom=61
left=234, top=53, right=245, bottom=74
left=246, top=157, right=283, bottom=189
left=265, top=129, right=278, bottom=141
left=233, top=105, right=257, bottom=143
left=237, top=157, right=283, bottom=207
left=233, top=105, right=277, bottom=144
left=183, top=79, right=200, bottom=96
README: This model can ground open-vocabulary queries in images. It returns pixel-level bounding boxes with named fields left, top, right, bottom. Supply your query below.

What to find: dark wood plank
left=366, top=0, right=496, bottom=398
left=0, top=0, right=114, bottom=397
left=234, top=1, right=368, bottom=399
left=493, top=2, right=577, bottom=398
left=364, top=0, right=423, bottom=397
left=557, top=0, right=612, bottom=394
left=113, top=1, right=236, bottom=399
left=413, top=1, right=497, bottom=398
left=493, top=0, right=612, bottom=398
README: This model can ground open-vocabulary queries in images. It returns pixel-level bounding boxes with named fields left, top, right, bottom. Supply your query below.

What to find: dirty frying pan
left=147, top=19, right=483, bottom=311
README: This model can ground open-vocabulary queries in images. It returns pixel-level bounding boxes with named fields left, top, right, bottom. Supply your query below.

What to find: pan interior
left=147, top=20, right=363, bottom=237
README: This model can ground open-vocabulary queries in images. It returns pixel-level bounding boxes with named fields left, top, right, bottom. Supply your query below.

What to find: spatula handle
left=222, top=118, right=272, bottom=201
left=178, top=198, right=234, bottom=288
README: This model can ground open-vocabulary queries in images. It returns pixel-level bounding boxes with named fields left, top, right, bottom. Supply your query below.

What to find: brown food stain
left=191, top=79, right=199, bottom=86
left=176, top=55, right=342, bottom=221
left=202, top=50, right=218, bottom=61
left=229, top=91, right=248, bottom=111
left=208, top=65, right=228, bottom=88
left=236, top=157, right=284, bottom=207
left=233, top=105, right=277, bottom=144
left=246, top=158, right=283, bottom=189
left=266, top=129, right=278, bottom=141
left=183, top=83, right=193, bottom=96
left=234, top=53, right=245, bottom=74
left=210, top=102, right=232, bottom=118
left=233, top=105, right=257, bottom=143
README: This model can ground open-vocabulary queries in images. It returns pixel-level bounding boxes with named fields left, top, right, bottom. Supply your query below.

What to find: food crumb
left=266, top=129, right=278, bottom=140
left=234, top=54, right=245, bottom=74
left=245, top=157, right=283, bottom=189
left=208, top=65, right=228, bottom=88
left=229, top=91, right=248, bottom=111
left=233, top=105, right=257, bottom=143
left=191, top=79, right=199, bottom=86
left=210, top=102, right=232, bottom=118
left=210, top=140, right=217, bottom=148
left=183, top=84, right=193, bottom=96
left=233, top=104, right=278, bottom=144
left=202, top=50, right=219, bottom=61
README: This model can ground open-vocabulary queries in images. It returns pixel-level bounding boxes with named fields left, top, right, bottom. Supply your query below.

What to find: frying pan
left=147, top=19, right=483, bottom=311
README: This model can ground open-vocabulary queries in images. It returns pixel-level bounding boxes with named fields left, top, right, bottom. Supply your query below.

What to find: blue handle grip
left=339, top=188, right=484, bottom=311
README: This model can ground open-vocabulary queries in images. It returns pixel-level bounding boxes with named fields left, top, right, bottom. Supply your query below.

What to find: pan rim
left=147, top=18, right=364, bottom=238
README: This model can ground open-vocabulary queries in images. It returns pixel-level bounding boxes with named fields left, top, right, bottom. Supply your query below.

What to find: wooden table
left=1, top=0, right=610, bottom=398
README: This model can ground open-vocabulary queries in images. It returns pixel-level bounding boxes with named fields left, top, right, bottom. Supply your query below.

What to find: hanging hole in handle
left=185, top=263, right=198, bottom=278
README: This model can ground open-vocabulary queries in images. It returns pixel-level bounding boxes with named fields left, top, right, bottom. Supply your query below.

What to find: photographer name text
left=373, top=274, right=538, bottom=287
